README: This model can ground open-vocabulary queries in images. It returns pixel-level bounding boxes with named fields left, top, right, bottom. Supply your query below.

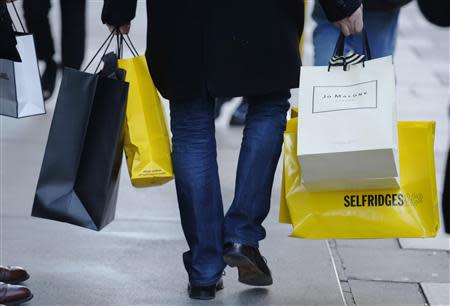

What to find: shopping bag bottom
left=131, top=176, right=174, bottom=188
left=280, top=120, right=440, bottom=239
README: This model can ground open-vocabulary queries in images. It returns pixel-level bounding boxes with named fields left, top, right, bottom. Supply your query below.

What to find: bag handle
left=83, top=31, right=116, bottom=73
left=329, top=29, right=372, bottom=71
left=83, top=31, right=139, bottom=72
left=116, top=34, right=139, bottom=59
left=8, top=1, right=26, bottom=33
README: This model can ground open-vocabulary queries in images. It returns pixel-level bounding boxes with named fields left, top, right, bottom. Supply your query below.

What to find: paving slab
left=348, top=280, right=426, bottom=306
left=400, top=236, right=450, bottom=252
left=337, top=247, right=450, bottom=283
left=421, top=283, right=450, bottom=306
left=335, top=239, right=401, bottom=250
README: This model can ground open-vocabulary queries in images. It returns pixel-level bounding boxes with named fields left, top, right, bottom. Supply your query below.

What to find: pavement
left=1, top=1, right=449, bottom=306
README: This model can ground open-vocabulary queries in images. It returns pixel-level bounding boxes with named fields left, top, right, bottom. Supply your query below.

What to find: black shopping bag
left=32, top=48, right=129, bottom=231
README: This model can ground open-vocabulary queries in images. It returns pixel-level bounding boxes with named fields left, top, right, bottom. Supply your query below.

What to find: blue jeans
left=312, top=2, right=400, bottom=66
left=170, top=91, right=290, bottom=286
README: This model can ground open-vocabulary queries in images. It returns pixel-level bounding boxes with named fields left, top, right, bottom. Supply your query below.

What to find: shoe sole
left=3, top=294, right=33, bottom=306
left=224, top=252, right=273, bottom=286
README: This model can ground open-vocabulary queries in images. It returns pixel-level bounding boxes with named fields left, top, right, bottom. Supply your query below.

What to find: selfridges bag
left=280, top=109, right=439, bottom=239
left=298, top=32, right=399, bottom=192
left=117, top=36, right=174, bottom=187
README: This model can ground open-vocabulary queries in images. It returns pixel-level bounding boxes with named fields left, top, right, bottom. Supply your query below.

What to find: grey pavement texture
left=1, top=1, right=450, bottom=306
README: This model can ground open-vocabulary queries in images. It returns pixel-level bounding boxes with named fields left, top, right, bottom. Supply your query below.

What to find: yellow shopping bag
left=280, top=109, right=440, bottom=239
left=118, top=55, right=174, bottom=187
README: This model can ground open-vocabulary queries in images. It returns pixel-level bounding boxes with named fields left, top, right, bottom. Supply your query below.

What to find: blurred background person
left=0, top=0, right=20, bottom=61
left=312, top=0, right=412, bottom=65
left=215, top=97, right=248, bottom=127
left=23, top=0, right=86, bottom=100
left=0, top=266, right=33, bottom=305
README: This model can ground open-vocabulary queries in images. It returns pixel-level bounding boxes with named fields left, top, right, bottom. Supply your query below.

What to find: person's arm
left=319, top=0, right=363, bottom=36
left=102, top=0, right=137, bottom=30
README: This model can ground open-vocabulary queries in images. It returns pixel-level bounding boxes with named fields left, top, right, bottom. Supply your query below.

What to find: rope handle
left=83, top=30, right=116, bottom=73
left=116, top=34, right=139, bottom=59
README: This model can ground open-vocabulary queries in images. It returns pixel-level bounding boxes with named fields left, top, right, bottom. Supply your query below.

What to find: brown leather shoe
left=0, top=267, right=29, bottom=284
left=0, top=283, right=33, bottom=306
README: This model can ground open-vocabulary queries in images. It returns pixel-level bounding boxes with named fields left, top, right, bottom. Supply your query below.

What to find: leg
left=60, top=0, right=86, bottom=69
left=22, top=0, right=54, bottom=62
left=312, top=2, right=341, bottom=66
left=224, top=91, right=290, bottom=247
left=23, top=0, right=57, bottom=100
left=170, top=96, right=225, bottom=287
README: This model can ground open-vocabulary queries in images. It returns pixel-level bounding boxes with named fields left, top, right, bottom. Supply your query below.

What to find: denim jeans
left=312, top=2, right=400, bottom=66
left=170, top=91, right=290, bottom=286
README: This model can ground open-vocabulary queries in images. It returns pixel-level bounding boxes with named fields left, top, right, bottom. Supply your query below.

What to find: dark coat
left=102, top=0, right=361, bottom=100
left=418, top=0, right=450, bottom=27
left=0, top=2, right=20, bottom=62
left=364, top=0, right=412, bottom=11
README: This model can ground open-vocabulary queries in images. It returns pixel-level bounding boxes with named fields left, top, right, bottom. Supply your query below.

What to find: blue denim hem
left=224, top=237, right=260, bottom=249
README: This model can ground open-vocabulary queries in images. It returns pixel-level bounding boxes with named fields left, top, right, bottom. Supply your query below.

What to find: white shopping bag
left=15, top=33, right=45, bottom=118
left=0, top=3, right=45, bottom=119
left=298, top=34, right=399, bottom=192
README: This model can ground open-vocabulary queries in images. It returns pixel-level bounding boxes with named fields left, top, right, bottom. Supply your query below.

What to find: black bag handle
left=333, top=29, right=372, bottom=59
left=116, top=34, right=139, bottom=59
left=329, top=29, right=372, bottom=71
left=83, top=31, right=116, bottom=73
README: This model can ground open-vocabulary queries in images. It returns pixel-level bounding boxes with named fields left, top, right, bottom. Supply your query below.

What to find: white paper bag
left=298, top=55, right=399, bottom=192
left=0, top=33, right=45, bottom=118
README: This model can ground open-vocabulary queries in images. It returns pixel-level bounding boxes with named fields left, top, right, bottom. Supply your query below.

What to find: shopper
left=23, top=0, right=86, bottom=100
left=102, top=0, right=363, bottom=300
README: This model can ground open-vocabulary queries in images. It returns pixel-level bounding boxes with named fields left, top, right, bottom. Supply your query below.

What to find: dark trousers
left=170, top=91, right=290, bottom=285
left=23, top=0, right=86, bottom=69
left=444, top=148, right=450, bottom=233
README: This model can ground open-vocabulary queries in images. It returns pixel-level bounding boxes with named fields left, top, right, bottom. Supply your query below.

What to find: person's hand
left=334, top=5, right=363, bottom=36
left=107, top=24, right=131, bottom=35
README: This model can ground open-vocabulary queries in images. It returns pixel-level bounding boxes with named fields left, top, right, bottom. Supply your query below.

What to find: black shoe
left=229, top=101, right=248, bottom=126
left=41, top=60, right=57, bottom=101
left=223, top=243, right=273, bottom=286
left=188, top=278, right=224, bottom=300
